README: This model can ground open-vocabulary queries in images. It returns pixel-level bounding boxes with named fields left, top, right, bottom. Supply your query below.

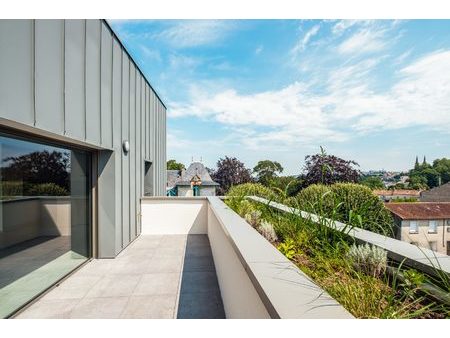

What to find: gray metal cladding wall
left=0, top=19, right=167, bottom=256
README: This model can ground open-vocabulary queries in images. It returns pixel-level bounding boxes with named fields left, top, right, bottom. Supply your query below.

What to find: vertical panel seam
left=32, top=19, right=36, bottom=126
left=63, top=20, right=66, bottom=135
left=111, top=30, right=114, bottom=147
left=128, top=60, right=131, bottom=244
left=84, top=19, right=87, bottom=141
left=99, top=20, right=102, bottom=146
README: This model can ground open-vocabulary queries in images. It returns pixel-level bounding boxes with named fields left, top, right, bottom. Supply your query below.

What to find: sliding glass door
left=0, top=132, right=92, bottom=318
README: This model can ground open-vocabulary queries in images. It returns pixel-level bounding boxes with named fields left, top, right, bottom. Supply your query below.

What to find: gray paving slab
left=15, top=234, right=226, bottom=319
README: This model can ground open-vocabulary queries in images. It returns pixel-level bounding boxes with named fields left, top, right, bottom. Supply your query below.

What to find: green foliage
left=253, top=160, right=284, bottom=186
left=1, top=181, right=24, bottom=197
left=267, top=176, right=303, bottom=197
left=347, top=244, right=387, bottom=278
left=408, top=157, right=450, bottom=189
left=292, top=183, right=394, bottom=236
left=277, top=239, right=296, bottom=260
left=28, top=183, right=68, bottom=196
left=257, top=220, right=278, bottom=243
left=1, top=181, right=68, bottom=197
left=225, top=183, right=278, bottom=213
left=227, top=197, right=448, bottom=318
left=360, top=176, right=384, bottom=189
left=244, top=209, right=262, bottom=228
left=167, top=159, right=185, bottom=170
left=390, top=197, right=418, bottom=203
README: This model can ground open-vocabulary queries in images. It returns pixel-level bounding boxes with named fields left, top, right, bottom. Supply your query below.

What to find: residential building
left=373, top=189, right=421, bottom=202
left=420, top=182, right=450, bottom=202
left=385, top=202, right=450, bottom=255
left=167, top=162, right=219, bottom=196
left=0, top=19, right=166, bottom=318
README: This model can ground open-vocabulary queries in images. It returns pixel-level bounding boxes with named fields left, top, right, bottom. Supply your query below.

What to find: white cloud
left=255, top=45, right=264, bottom=55
left=155, top=20, right=235, bottom=48
left=337, top=28, right=386, bottom=55
left=168, top=53, right=201, bottom=69
left=140, top=45, right=161, bottom=62
left=332, top=20, right=373, bottom=35
left=168, top=50, right=450, bottom=149
left=292, top=24, right=320, bottom=54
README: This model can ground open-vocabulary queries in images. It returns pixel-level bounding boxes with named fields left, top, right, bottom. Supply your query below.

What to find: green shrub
left=291, top=183, right=394, bottom=236
left=28, top=183, right=68, bottom=196
left=1, top=181, right=24, bottom=196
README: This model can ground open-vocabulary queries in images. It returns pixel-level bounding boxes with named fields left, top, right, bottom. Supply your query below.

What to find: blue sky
left=109, top=20, right=450, bottom=175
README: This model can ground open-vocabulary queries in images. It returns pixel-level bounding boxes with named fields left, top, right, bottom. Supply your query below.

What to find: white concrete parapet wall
left=141, top=197, right=208, bottom=235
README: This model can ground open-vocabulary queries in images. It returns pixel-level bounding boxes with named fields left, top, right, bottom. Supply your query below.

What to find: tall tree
left=1, top=150, right=70, bottom=191
left=253, top=160, right=284, bottom=186
left=210, top=156, right=253, bottom=195
left=414, top=156, right=419, bottom=170
left=302, top=147, right=361, bottom=186
left=167, top=159, right=185, bottom=170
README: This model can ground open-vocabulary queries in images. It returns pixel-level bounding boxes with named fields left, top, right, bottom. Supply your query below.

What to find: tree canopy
left=360, top=176, right=384, bottom=190
left=408, top=157, right=450, bottom=189
left=210, top=156, right=253, bottom=195
left=301, top=147, right=361, bottom=186
left=167, top=159, right=185, bottom=171
left=253, top=160, right=284, bottom=185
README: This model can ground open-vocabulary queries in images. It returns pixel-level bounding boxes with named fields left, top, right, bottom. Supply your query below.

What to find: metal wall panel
left=129, top=65, right=136, bottom=241
left=100, top=23, right=113, bottom=148
left=121, top=52, right=130, bottom=247
left=136, top=74, right=142, bottom=235
left=112, top=38, right=123, bottom=252
left=65, top=19, right=86, bottom=140
left=35, top=20, right=64, bottom=133
left=0, top=19, right=167, bottom=257
left=85, top=20, right=101, bottom=144
left=0, top=20, right=34, bottom=125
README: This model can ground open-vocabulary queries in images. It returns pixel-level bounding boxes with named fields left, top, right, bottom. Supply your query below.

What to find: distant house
left=167, top=162, right=219, bottom=196
left=420, top=182, right=450, bottom=202
left=385, top=202, right=450, bottom=255
left=373, top=189, right=421, bottom=202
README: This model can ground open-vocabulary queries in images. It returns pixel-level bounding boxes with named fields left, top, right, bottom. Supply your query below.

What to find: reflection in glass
left=0, top=134, right=91, bottom=318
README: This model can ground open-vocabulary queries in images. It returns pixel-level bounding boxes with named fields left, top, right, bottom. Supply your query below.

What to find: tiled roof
left=167, top=162, right=219, bottom=187
left=385, top=202, right=450, bottom=220
left=373, top=189, right=421, bottom=197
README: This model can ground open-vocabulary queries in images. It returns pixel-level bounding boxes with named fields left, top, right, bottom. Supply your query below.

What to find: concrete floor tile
left=121, top=295, right=177, bottom=319
left=148, top=255, right=183, bottom=273
left=133, top=273, right=180, bottom=296
left=40, top=275, right=102, bottom=300
left=69, top=297, right=129, bottom=319
left=85, top=275, right=141, bottom=298
left=16, top=299, right=80, bottom=319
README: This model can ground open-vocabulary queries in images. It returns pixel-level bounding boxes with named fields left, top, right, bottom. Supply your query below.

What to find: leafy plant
left=347, top=244, right=387, bottom=278
left=244, top=210, right=262, bottom=228
left=257, top=220, right=278, bottom=243
left=277, top=239, right=296, bottom=260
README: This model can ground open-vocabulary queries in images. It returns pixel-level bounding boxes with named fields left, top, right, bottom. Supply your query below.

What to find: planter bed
left=225, top=194, right=450, bottom=319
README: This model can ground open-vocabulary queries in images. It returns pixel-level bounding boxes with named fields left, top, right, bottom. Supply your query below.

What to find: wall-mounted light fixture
left=122, top=140, right=130, bottom=154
